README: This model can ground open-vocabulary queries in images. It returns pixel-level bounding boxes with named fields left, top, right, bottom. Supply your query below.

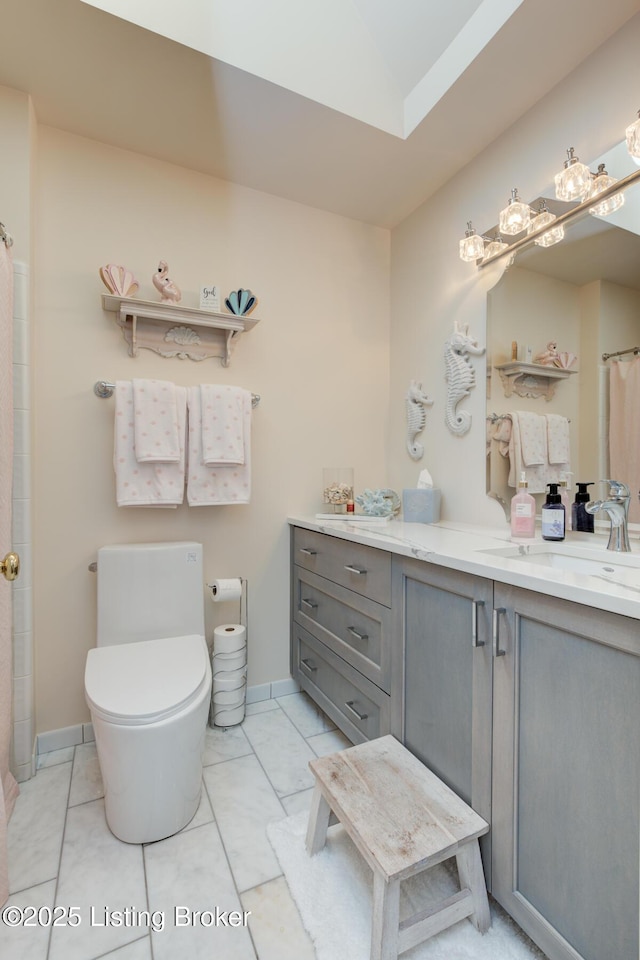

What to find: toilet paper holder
left=207, top=577, right=247, bottom=632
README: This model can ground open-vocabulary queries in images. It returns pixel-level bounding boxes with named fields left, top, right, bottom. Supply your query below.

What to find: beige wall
left=388, top=14, right=640, bottom=525
left=32, top=127, right=390, bottom=732
left=0, top=86, right=35, bottom=265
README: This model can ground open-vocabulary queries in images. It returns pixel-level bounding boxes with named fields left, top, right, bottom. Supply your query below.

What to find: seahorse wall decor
left=444, top=321, right=485, bottom=436
left=405, top=380, right=434, bottom=460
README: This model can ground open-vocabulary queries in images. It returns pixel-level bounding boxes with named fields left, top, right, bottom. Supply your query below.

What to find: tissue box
left=402, top=488, right=441, bottom=524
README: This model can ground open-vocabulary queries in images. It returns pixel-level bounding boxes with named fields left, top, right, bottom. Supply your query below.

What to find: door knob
left=1, top=552, right=20, bottom=581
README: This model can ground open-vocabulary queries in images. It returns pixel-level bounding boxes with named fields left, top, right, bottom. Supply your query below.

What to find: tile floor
left=3, top=692, right=351, bottom=960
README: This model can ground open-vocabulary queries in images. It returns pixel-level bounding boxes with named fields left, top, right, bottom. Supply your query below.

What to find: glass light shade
left=482, top=236, right=509, bottom=261
left=626, top=111, right=640, bottom=164
left=554, top=148, right=591, bottom=201
left=459, top=222, right=485, bottom=262
left=588, top=166, right=625, bottom=217
left=529, top=209, right=564, bottom=247
left=498, top=189, right=531, bottom=235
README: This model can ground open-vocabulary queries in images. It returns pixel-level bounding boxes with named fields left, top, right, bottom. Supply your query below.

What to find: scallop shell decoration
left=99, top=264, right=139, bottom=297
left=225, top=288, right=257, bottom=316
left=553, top=352, right=577, bottom=369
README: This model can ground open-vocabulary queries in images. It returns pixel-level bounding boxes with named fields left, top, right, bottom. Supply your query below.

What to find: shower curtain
left=609, top=356, right=640, bottom=525
left=0, top=240, right=18, bottom=906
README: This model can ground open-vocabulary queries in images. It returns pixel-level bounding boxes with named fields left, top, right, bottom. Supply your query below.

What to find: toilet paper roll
left=213, top=623, right=246, bottom=654
left=210, top=578, right=243, bottom=602
left=213, top=666, right=247, bottom=694
left=213, top=650, right=247, bottom=676
left=212, top=700, right=245, bottom=727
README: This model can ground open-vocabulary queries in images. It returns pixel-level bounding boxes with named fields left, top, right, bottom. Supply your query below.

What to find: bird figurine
left=153, top=260, right=181, bottom=303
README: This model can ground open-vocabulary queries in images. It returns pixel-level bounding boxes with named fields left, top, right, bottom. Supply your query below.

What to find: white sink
left=479, top=542, right=640, bottom=589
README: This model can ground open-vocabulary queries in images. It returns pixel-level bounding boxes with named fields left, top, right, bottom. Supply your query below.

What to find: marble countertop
left=287, top=515, right=640, bottom=621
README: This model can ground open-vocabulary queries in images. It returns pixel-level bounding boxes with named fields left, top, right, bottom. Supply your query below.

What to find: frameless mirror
left=486, top=141, right=640, bottom=521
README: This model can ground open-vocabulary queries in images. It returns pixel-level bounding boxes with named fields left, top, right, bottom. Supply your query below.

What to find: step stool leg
left=306, top=783, right=332, bottom=856
left=371, top=873, right=400, bottom=960
left=455, top=840, right=490, bottom=933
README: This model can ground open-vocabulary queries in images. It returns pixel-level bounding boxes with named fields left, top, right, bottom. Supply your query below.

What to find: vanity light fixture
left=482, top=233, right=509, bottom=261
left=554, top=147, right=592, bottom=201
left=459, top=222, right=485, bottom=262
left=527, top=200, right=564, bottom=247
left=498, top=188, right=532, bottom=235
left=626, top=109, right=640, bottom=165
left=588, top=164, right=625, bottom=216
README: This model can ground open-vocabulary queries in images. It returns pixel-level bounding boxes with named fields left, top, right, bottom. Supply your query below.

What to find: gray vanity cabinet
left=491, top=584, right=640, bottom=960
left=393, top=558, right=494, bottom=879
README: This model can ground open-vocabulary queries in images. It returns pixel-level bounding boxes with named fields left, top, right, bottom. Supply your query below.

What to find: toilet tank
left=97, top=542, right=205, bottom=647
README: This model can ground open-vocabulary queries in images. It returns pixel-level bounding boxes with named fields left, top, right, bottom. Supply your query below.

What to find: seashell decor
left=355, top=488, right=401, bottom=518
left=553, top=351, right=577, bottom=369
left=99, top=264, right=139, bottom=297
left=225, top=288, right=257, bottom=316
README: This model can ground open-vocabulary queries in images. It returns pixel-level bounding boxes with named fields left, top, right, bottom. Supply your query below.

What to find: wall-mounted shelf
left=102, top=294, right=260, bottom=366
left=495, top=361, right=577, bottom=401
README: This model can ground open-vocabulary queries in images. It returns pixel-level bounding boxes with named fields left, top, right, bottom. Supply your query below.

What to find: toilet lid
left=85, top=634, right=210, bottom=724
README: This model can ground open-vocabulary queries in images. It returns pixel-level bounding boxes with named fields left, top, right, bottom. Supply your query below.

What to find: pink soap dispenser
left=510, top=472, right=536, bottom=539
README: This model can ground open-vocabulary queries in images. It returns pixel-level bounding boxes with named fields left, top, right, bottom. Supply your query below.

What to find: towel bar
left=94, top=380, right=260, bottom=406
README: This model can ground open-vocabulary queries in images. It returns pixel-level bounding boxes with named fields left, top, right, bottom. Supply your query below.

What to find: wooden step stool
left=306, top=734, right=490, bottom=960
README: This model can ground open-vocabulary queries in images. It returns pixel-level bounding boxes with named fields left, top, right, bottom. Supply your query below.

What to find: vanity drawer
left=293, top=527, right=391, bottom=606
left=293, top=566, right=391, bottom=692
left=293, top=624, right=390, bottom=745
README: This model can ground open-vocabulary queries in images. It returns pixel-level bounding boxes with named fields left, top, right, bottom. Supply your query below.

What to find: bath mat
left=267, top=811, right=547, bottom=960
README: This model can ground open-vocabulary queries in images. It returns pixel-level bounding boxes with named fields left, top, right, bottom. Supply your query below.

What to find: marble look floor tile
left=306, top=728, right=351, bottom=757
left=68, top=743, right=104, bottom=807
left=48, top=800, right=147, bottom=960
left=241, top=710, right=316, bottom=797
left=244, top=699, right=280, bottom=716
left=36, top=747, right=75, bottom=769
left=241, top=875, right=316, bottom=960
left=276, top=693, right=336, bottom=738
left=7, top=762, right=72, bottom=894
left=280, top=788, right=315, bottom=817
left=203, top=755, right=284, bottom=893
left=94, top=936, right=152, bottom=959
left=144, top=821, right=256, bottom=960
left=203, top=723, right=252, bottom=766
left=0, top=879, right=56, bottom=960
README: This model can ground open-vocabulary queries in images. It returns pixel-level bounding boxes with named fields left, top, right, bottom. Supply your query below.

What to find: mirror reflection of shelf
left=102, top=294, right=260, bottom=366
left=494, top=360, right=577, bottom=401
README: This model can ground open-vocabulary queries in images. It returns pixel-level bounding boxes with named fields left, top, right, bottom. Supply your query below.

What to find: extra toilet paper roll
left=213, top=666, right=247, bottom=693
left=213, top=650, right=247, bottom=677
left=210, top=578, right=243, bottom=602
left=213, top=623, right=246, bottom=654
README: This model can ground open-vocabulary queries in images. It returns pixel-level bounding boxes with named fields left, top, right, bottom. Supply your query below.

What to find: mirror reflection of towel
left=546, top=414, right=571, bottom=465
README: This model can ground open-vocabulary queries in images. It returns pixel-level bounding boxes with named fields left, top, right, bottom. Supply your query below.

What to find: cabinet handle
left=299, top=548, right=317, bottom=557
left=471, top=599, right=485, bottom=648
left=301, top=657, right=317, bottom=673
left=344, top=564, right=367, bottom=575
left=347, top=626, right=369, bottom=642
left=492, top=607, right=507, bottom=657
left=345, top=700, right=368, bottom=721
left=301, top=598, right=318, bottom=611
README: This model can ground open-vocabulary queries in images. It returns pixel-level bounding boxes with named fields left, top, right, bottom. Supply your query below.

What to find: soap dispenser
left=572, top=482, right=595, bottom=532
left=559, top=473, right=572, bottom=531
left=542, top=483, right=565, bottom=541
left=510, top=471, right=536, bottom=539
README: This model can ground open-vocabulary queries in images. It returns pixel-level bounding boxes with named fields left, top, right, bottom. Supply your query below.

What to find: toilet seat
left=85, top=634, right=209, bottom=725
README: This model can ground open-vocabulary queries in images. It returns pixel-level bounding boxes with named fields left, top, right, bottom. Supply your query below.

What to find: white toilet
left=84, top=541, right=212, bottom=843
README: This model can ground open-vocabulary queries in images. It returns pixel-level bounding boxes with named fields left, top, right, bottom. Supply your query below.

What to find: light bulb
left=528, top=202, right=564, bottom=247
left=459, top=222, right=485, bottom=262
left=554, top=147, right=591, bottom=202
left=498, top=189, right=531, bottom=235
left=626, top=110, right=640, bottom=165
left=588, top=164, right=625, bottom=217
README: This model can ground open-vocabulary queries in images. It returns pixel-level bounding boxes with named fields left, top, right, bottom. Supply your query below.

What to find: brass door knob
left=0, top=552, right=20, bottom=581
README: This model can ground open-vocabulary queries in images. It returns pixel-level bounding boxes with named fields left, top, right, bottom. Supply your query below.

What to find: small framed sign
left=200, top=284, right=221, bottom=312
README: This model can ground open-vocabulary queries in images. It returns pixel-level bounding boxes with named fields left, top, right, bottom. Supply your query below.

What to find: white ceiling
left=1, top=0, right=639, bottom=226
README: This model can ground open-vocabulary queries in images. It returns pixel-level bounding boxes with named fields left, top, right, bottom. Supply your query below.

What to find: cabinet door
left=394, top=559, right=493, bottom=839
left=492, top=584, right=640, bottom=960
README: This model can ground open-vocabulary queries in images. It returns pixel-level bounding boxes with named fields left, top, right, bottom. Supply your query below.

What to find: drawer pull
left=301, top=657, right=318, bottom=673
left=345, top=700, right=368, bottom=722
left=492, top=607, right=507, bottom=658
left=347, top=626, right=369, bottom=642
left=301, top=598, right=318, bottom=611
left=299, top=548, right=317, bottom=557
left=471, top=599, right=485, bottom=648
left=344, top=564, right=367, bottom=576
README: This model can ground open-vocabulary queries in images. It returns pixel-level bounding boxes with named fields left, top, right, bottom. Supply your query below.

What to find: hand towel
left=114, top=381, right=186, bottom=506
left=516, top=412, right=545, bottom=466
left=132, top=378, right=181, bottom=462
left=508, top=412, right=547, bottom=493
left=200, top=384, right=249, bottom=465
left=187, top=386, right=251, bottom=505
left=546, top=414, right=570, bottom=465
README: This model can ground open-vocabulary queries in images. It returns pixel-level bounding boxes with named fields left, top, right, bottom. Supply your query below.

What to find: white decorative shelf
left=495, top=361, right=577, bottom=401
left=102, top=294, right=260, bottom=366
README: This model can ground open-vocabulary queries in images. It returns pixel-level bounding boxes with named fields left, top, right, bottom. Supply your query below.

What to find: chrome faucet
left=585, top=480, right=631, bottom=552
